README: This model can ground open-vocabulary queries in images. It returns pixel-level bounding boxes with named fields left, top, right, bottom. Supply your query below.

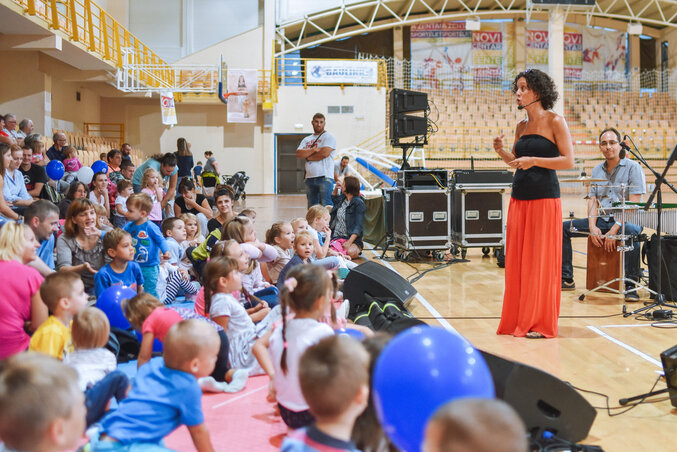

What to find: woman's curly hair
left=512, top=69, right=559, bottom=111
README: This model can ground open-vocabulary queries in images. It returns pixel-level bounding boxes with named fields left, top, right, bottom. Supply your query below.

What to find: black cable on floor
left=567, top=376, right=663, bottom=417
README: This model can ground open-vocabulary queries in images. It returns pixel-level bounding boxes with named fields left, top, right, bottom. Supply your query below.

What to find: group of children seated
left=0, top=180, right=529, bottom=451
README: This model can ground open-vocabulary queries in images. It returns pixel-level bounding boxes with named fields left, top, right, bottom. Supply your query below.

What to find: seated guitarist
left=562, top=128, right=646, bottom=299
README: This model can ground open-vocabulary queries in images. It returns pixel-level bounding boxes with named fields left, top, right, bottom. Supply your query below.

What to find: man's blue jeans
left=305, top=177, right=333, bottom=208
left=562, top=217, right=642, bottom=282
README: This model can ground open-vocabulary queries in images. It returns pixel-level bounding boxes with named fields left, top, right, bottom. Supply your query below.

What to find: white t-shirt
left=115, top=195, right=128, bottom=216
left=63, top=347, right=117, bottom=391
left=334, top=162, right=353, bottom=178
left=269, top=318, right=334, bottom=411
left=89, top=191, right=105, bottom=206
left=298, top=131, right=336, bottom=179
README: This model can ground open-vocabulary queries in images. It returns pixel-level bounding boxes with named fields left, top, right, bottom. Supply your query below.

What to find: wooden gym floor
left=242, top=192, right=677, bottom=451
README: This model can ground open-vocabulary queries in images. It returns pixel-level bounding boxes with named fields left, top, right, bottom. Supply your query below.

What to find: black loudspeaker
left=480, top=351, right=596, bottom=443
left=343, top=261, right=417, bottom=317
left=660, top=344, right=677, bottom=408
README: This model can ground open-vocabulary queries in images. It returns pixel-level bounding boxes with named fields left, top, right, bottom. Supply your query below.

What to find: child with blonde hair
left=62, top=146, right=82, bottom=184
left=223, top=216, right=280, bottom=307
left=64, top=307, right=130, bottom=427
left=181, top=213, right=205, bottom=247
left=265, top=221, right=295, bottom=284
left=291, top=217, right=309, bottom=234
left=124, top=193, right=170, bottom=298
left=0, top=353, right=86, bottom=452
left=140, top=167, right=164, bottom=228
left=276, top=230, right=341, bottom=290
left=203, top=257, right=277, bottom=376
left=123, top=293, right=247, bottom=392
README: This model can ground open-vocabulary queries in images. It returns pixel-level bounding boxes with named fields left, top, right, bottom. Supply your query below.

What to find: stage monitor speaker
left=344, top=261, right=417, bottom=317
left=660, top=344, right=677, bottom=408
left=480, top=351, right=596, bottom=443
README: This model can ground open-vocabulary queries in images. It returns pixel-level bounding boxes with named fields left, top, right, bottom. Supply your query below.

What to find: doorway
left=276, top=134, right=307, bottom=194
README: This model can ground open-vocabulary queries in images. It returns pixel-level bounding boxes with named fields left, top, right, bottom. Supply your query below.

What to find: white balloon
left=77, top=166, right=94, bottom=184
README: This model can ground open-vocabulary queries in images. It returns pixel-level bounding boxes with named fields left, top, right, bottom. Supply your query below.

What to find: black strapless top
left=511, top=134, right=560, bottom=200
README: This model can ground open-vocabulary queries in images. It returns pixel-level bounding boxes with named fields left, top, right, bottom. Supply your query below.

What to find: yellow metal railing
left=16, top=0, right=172, bottom=88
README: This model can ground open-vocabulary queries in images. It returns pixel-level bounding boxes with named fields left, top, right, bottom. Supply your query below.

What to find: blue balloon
left=45, top=160, right=65, bottom=180
left=96, top=286, right=137, bottom=330
left=373, top=327, right=495, bottom=452
left=335, top=328, right=365, bottom=340
left=91, top=160, right=109, bottom=174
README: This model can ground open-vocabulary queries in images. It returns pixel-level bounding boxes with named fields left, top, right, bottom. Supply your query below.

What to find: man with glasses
left=46, top=132, right=68, bottom=161
left=561, top=128, right=646, bottom=299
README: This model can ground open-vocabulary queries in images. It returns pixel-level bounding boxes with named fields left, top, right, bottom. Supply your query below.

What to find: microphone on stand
left=517, top=100, right=539, bottom=110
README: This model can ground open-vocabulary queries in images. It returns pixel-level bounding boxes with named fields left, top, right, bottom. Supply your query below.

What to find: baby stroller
left=222, top=171, right=249, bottom=201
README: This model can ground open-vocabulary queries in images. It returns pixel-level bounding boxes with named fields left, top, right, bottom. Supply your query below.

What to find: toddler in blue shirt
left=90, top=319, right=219, bottom=451
left=94, top=229, right=144, bottom=298
left=123, top=193, right=170, bottom=298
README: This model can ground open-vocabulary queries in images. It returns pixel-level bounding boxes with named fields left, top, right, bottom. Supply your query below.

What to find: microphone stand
left=623, top=137, right=677, bottom=317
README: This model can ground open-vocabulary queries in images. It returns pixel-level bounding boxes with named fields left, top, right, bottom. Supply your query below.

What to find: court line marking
left=599, top=324, right=668, bottom=328
left=587, top=325, right=662, bottom=368
left=211, top=385, right=267, bottom=409
left=364, top=244, right=458, bottom=334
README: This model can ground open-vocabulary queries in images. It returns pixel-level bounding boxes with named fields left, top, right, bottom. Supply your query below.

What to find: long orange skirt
left=497, top=197, right=562, bottom=338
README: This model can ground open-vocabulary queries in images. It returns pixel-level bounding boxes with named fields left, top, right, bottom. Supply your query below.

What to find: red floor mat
left=165, top=375, right=287, bottom=451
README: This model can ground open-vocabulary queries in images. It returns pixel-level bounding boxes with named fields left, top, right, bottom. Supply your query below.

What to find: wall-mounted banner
left=227, top=69, right=257, bottom=123
left=160, top=91, right=177, bottom=126
left=305, top=60, right=379, bottom=85
left=526, top=24, right=626, bottom=79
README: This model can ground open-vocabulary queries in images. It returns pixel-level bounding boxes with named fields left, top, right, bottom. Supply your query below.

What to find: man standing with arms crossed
left=296, top=113, right=336, bottom=207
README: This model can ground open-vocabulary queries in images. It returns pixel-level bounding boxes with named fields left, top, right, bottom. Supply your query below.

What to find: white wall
left=128, top=0, right=260, bottom=63
left=273, top=86, right=387, bottom=151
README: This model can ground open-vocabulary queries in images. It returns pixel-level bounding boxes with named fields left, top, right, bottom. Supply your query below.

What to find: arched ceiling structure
left=275, top=0, right=677, bottom=55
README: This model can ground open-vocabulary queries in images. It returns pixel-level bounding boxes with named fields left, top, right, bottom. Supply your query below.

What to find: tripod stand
left=577, top=184, right=657, bottom=304
left=623, top=142, right=677, bottom=317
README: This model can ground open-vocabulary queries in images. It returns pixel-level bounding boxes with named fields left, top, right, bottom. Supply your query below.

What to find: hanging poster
left=472, top=24, right=503, bottom=79
left=227, top=69, right=257, bottom=123
left=160, top=91, right=177, bottom=126
left=526, top=23, right=626, bottom=78
left=410, top=21, right=472, bottom=90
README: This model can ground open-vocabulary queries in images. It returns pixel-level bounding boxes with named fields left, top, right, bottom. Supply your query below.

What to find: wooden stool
left=586, top=237, right=621, bottom=292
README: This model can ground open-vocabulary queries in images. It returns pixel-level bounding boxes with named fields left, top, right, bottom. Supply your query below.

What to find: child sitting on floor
left=281, top=335, right=369, bottom=451
left=89, top=320, right=220, bottom=451
left=94, top=228, right=144, bottom=298
left=63, top=307, right=129, bottom=427
left=276, top=231, right=342, bottom=290
left=223, top=216, right=280, bottom=307
left=265, top=221, right=295, bottom=285
left=265, top=265, right=336, bottom=430
left=203, top=257, right=277, bottom=376
left=194, top=240, right=271, bottom=323
left=29, top=271, right=89, bottom=359
left=0, top=353, right=86, bottom=452
left=123, top=293, right=246, bottom=392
